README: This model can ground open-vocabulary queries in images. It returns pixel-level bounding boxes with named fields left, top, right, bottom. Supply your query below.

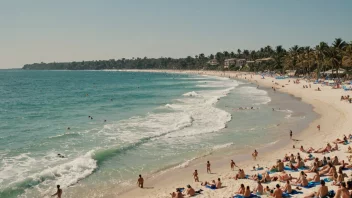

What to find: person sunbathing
left=236, top=184, right=245, bottom=195
left=300, top=146, right=315, bottom=153
left=314, top=143, right=332, bottom=153
left=264, top=186, right=271, bottom=195
left=294, top=159, right=305, bottom=169
left=185, top=185, right=195, bottom=196
left=250, top=173, right=262, bottom=181
left=346, top=146, right=352, bottom=153
left=215, top=178, right=222, bottom=189
left=332, top=156, right=341, bottom=166
left=273, top=184, right=283, bottom=198
left=303, top=180, right=328, bottom=198
left=308, top=170, right=320, bottom=182
left=334, top=182, right=350, bottom=198
left=333, top=138, right=346, bottom=144
left=253, top=181, right=263, bottom=195
left=333, top=167, right=347, bottom=186
left=170, top=188, right=184, bottom=198
left=260, top=172, right=271, bottom=183
left=304, top=162, right=318, bottom=173
left=233, top=169, right=246, bottom=180
left=243, top=186, right=251, bottom=197
left=201, top=180, right=216, bottom=188
left=289, top=154, right=296, bottom=163
left=281, top=180, right=292, bottom=194
left=293, top=171, right=306, bottom=183
left=323, top=165, right=336, bottom=177
left=276, top=171, right=289, bottom=181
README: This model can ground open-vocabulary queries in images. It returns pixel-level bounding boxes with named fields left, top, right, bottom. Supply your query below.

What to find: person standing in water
left=290, top=130, right=293, bottom=139
left=207, top=161, right=211, bottom=173
left=51, top=185, right=62, bottom=198
left=137, top=174, right=144, bottom=188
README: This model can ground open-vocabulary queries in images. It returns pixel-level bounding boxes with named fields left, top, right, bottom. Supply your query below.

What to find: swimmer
left=67, top=127, right=70, bottom=130
left=91, top=117, right=93, bottom=120
left=51, top=185, right=62, bottom=198
left=104, top=120, right=107, bottom=122
left=57, top=154, right=65, bottom=158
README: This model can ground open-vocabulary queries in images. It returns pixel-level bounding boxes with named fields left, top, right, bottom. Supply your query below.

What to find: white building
left=224, top=58, right=247, bottom=68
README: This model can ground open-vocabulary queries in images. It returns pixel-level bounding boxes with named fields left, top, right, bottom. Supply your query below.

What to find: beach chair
left=343, top=85, right=351, bottom=91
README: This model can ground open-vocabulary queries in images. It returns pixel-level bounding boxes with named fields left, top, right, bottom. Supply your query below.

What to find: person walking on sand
left=137, top=174, right=144, bottom=188
left=252, top=149, right=258, bottom=160
left=290, top=130, right=293, bottom=139
left=231, top=160, right=238, bottom=171
left=317, top=125, right=320, bottom=131
left=193, top=170, right=199, bottom=182
left=51, top=185, right=62, bottom=198
left=207, top=161, right=211, bottom=173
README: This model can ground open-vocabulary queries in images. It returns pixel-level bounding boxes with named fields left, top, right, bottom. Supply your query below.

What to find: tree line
left=23, top=38, right=352, bottom=76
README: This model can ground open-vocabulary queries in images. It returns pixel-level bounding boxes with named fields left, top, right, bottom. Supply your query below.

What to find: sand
left=116, top=70, right=352, bottom=198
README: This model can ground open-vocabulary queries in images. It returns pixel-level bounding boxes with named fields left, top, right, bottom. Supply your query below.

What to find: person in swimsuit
left=207, top=161, right=211, bottom=173
left=51, top=185, right=62, bottom=198
left=137, top=174, right=144, bottom=188
left=290, top=130, right=292, bottom=139
left=252, top=150, right=258, bottom=160
left=230, top=160, right=238, bottom=171
left=193, top=170, right=199, bottom=182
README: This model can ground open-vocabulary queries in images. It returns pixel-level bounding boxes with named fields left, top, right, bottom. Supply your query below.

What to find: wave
left=182, top=91, right=199, bottom=97
left=48, top=132, right=80, bottom=139
left=237, top=86, right=272, bottom=105
left=0, top=151, right=97, bottom=198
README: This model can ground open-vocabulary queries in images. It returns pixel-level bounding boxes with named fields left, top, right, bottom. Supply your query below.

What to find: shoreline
left=116, top=70, right=350, bottom=198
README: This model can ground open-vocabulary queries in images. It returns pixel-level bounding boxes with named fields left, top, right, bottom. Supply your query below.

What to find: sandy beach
left=116, top=70, right=352, bottom=198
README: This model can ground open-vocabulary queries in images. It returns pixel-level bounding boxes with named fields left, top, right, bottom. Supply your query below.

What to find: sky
left=1, top=0, right=352, bottom=69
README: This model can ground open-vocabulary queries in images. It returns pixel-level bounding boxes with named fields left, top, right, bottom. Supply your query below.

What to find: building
left=207, top=59, right=219, bottom=66
left=255, top=57, right=274, bottom=63
left=224, top=58, right=247, bottom=69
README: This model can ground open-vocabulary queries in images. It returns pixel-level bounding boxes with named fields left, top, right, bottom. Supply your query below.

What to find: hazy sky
left=1, top=0, right=352, bottom=69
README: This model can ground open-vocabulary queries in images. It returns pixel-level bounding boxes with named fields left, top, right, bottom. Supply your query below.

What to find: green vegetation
left=23, top=38, right=352, bottom=75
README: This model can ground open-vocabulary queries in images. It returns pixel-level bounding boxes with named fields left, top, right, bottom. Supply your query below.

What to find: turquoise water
left=0, top=70, right=315, bottom=198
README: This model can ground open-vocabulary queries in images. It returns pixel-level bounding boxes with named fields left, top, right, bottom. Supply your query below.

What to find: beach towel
left=303, top=182, right=316, bottom=188
left=323, top=178, right=332, bottom=182
left=205, top=185, right=216, bottom=190
left=233, top=194, right=261, bottom=198
left=289, top=190, right=303, bottom=195
left=284, top=166, right=298, bottom=172
left=298, top=166, right=308, bottom=170
left=321, top=190, right=335, bottom=198
left=178, top=188, right=185, bottom=192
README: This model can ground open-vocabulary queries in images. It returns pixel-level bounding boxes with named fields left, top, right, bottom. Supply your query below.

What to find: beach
left=118, top=70, right=351, bottom=198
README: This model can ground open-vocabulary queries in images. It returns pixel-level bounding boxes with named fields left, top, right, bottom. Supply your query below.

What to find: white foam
left=182, top=91, right=199, bottom=97
left=212, top=142, right=234, bottom=151
left=237, top=86, right=271, bottom=105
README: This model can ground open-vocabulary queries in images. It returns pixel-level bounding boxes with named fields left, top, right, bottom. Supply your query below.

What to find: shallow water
left=0, top=70, right=316, bottom=197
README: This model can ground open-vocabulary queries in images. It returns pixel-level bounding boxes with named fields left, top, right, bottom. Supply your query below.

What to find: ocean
left=0, top=70, right=316, bottom=197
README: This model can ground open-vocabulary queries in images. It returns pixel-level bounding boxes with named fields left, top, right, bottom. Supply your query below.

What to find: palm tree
left=272, top=45, right=286, bottom=73
left=288, top=45, right=300, bottom=70
left=230, top=51, right=235, bottom=58
left=304, top=46, right=314, bottom=76
left=314, top=42, right=328, bottom=79
left=237, top=49, right=242, bottom=58
left=223, top=51, right=230, bottom=58
left=325, top=38, right=347, bottom=78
